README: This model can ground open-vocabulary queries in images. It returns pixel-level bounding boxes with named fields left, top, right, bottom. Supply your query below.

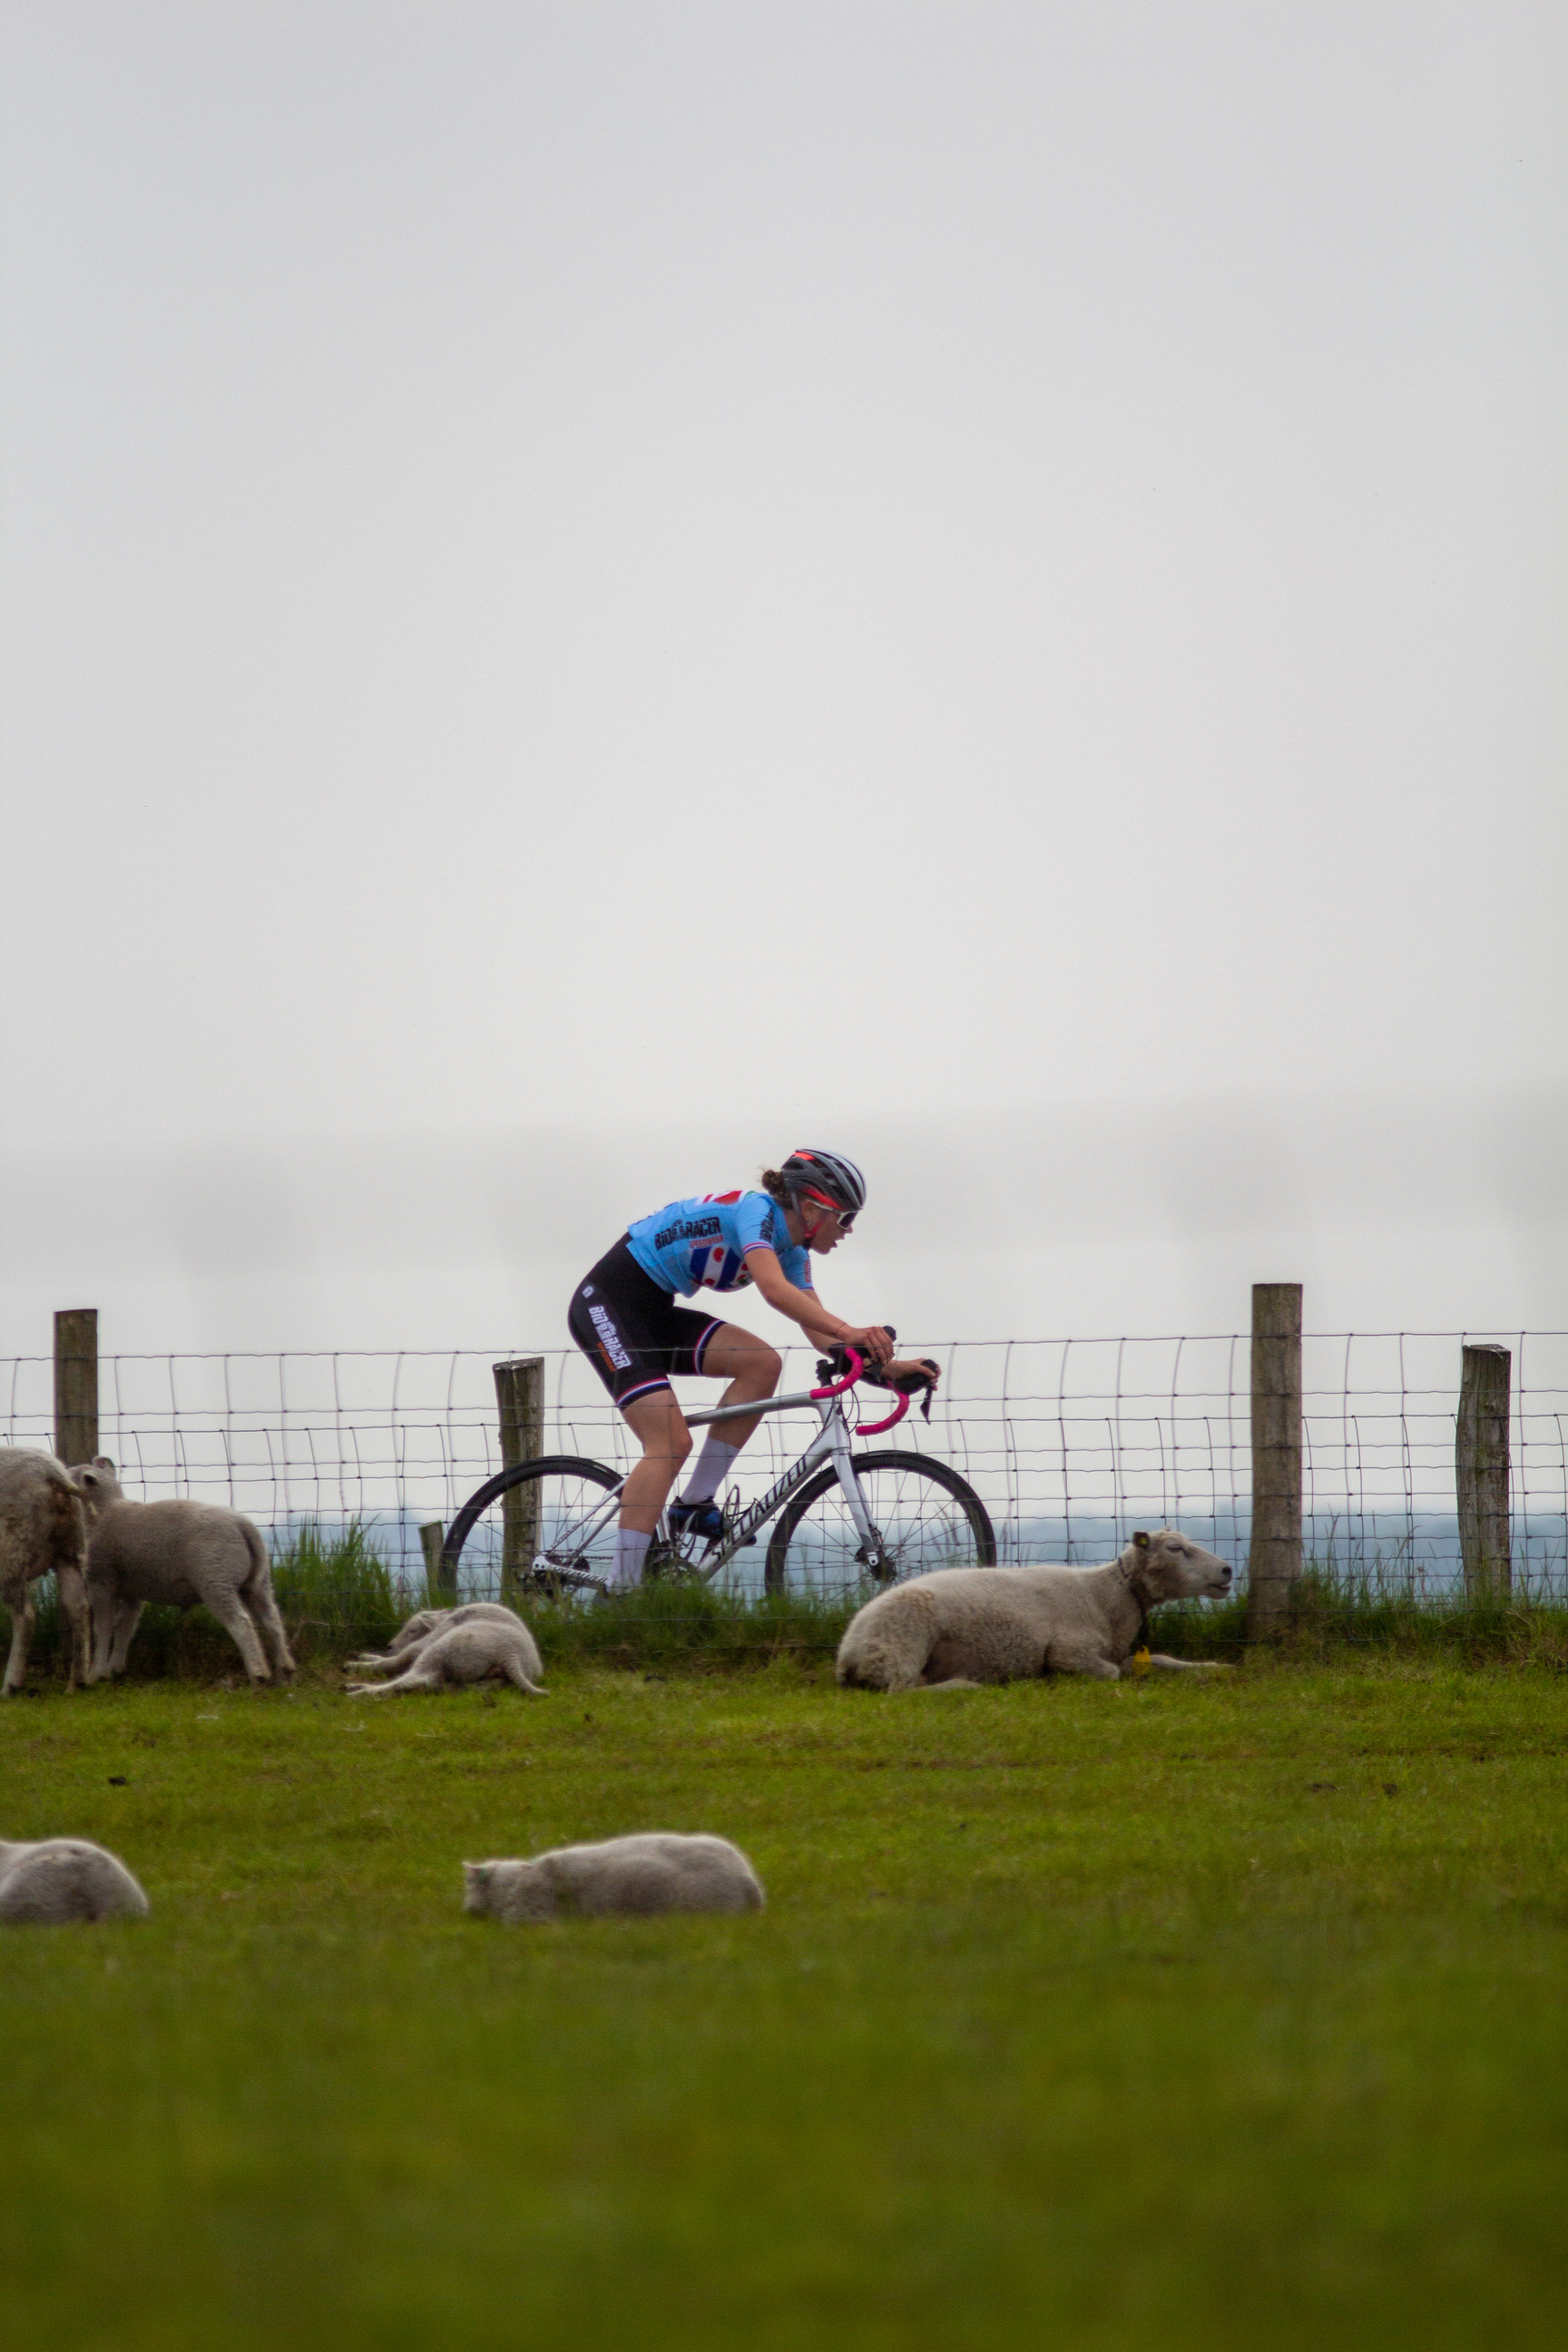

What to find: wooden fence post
left=419, top=1520, right=452, bottom=1604
left=1247, top=1282, right=1302, bottom=1638
left=494, top=1357, right=544, bottom=1602
left=54, top=1308, right=98, bottom=1468
left=1456, top=1344, right=1511, bottom=1602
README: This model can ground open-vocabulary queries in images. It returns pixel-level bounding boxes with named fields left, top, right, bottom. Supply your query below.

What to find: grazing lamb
left=464, top=1832, right=764, bottom=1924
left=71, top=1459, right=296, bottom=1687
left=837, top=1529, right=1234, bottom=1691
left=0, top=1447, right=92, bottom=1694
left=344, top=1613, right=545, bottom=1698
left=347, top=1601, right=525, bottom=1669
left=0, top=1838, right=149, bottom=1925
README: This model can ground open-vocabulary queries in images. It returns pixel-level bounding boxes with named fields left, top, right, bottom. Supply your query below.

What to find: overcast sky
left=2, top=0, right=1563, bottom=1361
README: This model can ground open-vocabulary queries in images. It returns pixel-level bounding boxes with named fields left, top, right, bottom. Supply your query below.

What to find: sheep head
left=1127, top=1528, right=1233, bottom=1603
left=68, top=1457, right=124, bottom=1524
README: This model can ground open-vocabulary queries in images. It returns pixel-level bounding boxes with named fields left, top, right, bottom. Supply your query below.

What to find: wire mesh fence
left=5, top=1330, right=1565, bottom=1604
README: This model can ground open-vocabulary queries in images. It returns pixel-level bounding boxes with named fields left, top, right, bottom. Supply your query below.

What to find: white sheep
left=71, top=1459, right=296, bottom=1687
left=346, top=1601, right=524, bottom=1670
left=0, top=1838, right=150, bottom=1925
left=344, top=1613, right=545, bottom=1698
left=464, top=1832, right=764, bottom=1924
left=837, top=1528, right=1235, bottom=1690
left=0, top=1447, right=92, bottom=1695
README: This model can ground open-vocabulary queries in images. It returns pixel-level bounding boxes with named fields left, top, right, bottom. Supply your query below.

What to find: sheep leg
left=108, top=1599, right=145, bottom=1677
left=56, top=1563, right=92, bottom=1691
left=203, top=1592, right=272, bottom=1683
left=87, top=1588, right=119, bottom=1681
left=1144, top=1652, right=1234, bottom=1672
left=246, top=1579, right=297, bottom=1679
left=500, top=1651, right=547, bottom=1697
left=3, top=1585, right=35, bottom=1694
left=348, top=1633, right=435, bottom=1671
left=907, top=1677, right=985, bottom=1693
left=1055, top=1652, right=1121, bottom=1681
left=345, top=1661, right=438, bottom=1697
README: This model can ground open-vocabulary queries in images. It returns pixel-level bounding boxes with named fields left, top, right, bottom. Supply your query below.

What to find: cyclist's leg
left=678, top=1324, right=781, bottom=1504
left=568, top=1247, right=698, bottom=1585
left=618, top=1391, right=692, bottom=1535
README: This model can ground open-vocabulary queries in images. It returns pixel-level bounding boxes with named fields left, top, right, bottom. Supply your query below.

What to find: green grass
left=3, top=1657, right=1567, bottom=2350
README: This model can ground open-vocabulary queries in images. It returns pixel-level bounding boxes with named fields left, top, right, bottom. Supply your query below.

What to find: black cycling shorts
left=568, top=1238, right=725, bottom=1412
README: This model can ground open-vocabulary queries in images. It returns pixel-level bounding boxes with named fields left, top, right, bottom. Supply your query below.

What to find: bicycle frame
left=534, top=1361, right=900, bottom=1585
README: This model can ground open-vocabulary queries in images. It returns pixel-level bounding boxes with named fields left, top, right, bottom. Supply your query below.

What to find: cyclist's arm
left=741, top=1247, right=895, bottom=1366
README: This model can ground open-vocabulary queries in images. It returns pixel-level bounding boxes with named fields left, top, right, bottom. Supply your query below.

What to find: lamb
left=0, top=1838, right=150, bottom=1925
left=344, top=1612, right=545, bottom=1697
left=346, top=1601, right=525, bottom=1670
left=464, top=1833, right=764, bottom=1924
left=836, top=1528, right=1235, bottom=1691
left=71, top=1459, right=296, bottom=1686
left=0, top=1447, right=92, bottom=1694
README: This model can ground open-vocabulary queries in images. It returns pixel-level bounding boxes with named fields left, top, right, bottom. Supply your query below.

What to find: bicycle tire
left=764, top=1450, right=996, bottom=1599
left=441, top=1455, right=622, bottom=1599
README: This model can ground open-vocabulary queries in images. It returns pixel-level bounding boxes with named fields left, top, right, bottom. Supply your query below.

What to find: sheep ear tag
left=1131, top=1648, right=1152, bottom=1678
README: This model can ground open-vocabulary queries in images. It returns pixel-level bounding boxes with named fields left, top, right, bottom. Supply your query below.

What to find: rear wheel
left=765, top=1451, right=995, bottom=1599
left=440, top=1455, right=622, bottom=1601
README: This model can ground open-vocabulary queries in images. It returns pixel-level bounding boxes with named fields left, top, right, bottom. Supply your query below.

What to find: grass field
left=4, top=1655, right=1566, bottom=2350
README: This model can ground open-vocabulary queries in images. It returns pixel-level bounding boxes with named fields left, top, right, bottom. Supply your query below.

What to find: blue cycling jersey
left=626, top=1189, right=814, bottom=1298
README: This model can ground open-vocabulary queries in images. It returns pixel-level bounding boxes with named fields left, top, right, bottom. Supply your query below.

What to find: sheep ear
left=94, top=1455, right=116, bottom=1474
left=1133, top=1530, right=1150, bottom=1550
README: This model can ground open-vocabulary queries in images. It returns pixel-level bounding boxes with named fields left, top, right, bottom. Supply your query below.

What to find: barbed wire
left=5, top=1330, right=1564, bottom=1600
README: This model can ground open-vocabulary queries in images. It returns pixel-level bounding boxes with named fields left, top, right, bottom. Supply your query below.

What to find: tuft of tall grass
left=269, top=1519, right=412, bottom=1651
left=1152, top=1564, right=1568, bottom=1668
left=526, top=1575, right=858, bottom=1673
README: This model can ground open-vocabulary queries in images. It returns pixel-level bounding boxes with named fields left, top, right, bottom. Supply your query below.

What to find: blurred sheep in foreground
left=0, top=1838, right=149, bottom=1925
left=464, top=1833, right=764, bottom=1924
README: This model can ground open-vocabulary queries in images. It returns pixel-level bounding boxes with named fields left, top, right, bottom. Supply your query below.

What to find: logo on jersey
left=587, top=1304, right=631, bottom=1369
left=653, top=1212, right=721, bottom=1252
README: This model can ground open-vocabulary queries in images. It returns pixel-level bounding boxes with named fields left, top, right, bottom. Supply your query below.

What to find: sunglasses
left=804, top=1194, right=855, bottom=1232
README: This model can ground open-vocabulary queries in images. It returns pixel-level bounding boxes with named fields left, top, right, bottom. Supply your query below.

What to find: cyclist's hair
left=760, top=1168, right=792, bottom=1205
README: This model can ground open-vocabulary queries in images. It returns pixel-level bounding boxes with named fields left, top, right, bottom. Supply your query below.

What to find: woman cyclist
left=567, top=1148, right=940, bottom=1591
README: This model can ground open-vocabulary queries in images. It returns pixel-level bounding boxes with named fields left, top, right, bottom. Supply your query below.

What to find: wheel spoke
left=444, top=1458, right=621, bottom=1603
left=768, top=1454, right=994, bottom=1600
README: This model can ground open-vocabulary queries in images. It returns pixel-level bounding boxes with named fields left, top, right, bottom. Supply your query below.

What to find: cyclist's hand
left=887, top=1356, right=940, bottom=1391
left=838, top=1324, right=895, bottom=1367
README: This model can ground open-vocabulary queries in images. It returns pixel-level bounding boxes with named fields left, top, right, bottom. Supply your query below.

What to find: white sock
left=610, top=1526, right=652, bottom=1592
left=682, top=1434, right=741, bottom=1506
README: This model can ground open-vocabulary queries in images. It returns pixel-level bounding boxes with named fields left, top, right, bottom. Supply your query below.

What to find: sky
left=2, top=0, right=1563, bottom=1363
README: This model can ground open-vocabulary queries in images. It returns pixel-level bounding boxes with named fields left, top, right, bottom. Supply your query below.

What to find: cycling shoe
left=667, top=1497, right=725, bottom=1544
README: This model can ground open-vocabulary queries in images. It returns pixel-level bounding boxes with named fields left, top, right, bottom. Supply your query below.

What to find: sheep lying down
left=0, top=1838, right=149, bottom=1926
left=344, top=1611, right=545, bottom=1697
left=838, top=1529, right=1235, bottom=1691
left=465, top=1833, right=764, bottom=1924
left=348, top=1601, right=523, bottom=1667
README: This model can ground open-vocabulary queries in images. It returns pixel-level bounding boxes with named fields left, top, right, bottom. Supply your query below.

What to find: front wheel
left=765, top=1451, right=995, bottom=1599
left=440, top=1455, right=622, bottom=1601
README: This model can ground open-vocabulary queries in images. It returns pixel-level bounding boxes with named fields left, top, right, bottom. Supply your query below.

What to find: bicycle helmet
left=780, top=1148, right=867, bottom=1219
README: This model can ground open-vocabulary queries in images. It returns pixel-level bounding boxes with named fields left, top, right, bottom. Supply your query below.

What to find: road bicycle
left=438, top=1342, right=996, bottom=1602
